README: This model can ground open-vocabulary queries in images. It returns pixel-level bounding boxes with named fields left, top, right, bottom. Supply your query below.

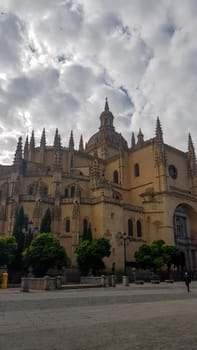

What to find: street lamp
left=22, top=220, right=35, bottom=249
left=119, top=232, right=130, bottom=276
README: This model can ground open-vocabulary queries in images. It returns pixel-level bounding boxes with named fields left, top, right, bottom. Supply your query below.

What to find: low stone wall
left=21, top=276, right=62, bottom=291
left=80, top=276, right=116, bottom=287
left=80, top=276, right=102, bottom=285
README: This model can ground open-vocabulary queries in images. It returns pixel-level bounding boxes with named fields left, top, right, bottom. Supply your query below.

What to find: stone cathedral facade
left=0, top=99, right=197, bottom=271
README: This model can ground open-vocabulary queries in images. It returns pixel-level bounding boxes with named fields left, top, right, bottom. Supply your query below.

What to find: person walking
left=184, top=272, right=191, bottom=292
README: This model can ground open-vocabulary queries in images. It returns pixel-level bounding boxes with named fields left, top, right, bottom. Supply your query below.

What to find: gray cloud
left=0, top=12, right=26, bottom=73
left=0, top=0, right=197, bottom=163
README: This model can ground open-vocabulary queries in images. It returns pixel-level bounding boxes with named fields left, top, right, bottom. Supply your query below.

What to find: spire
left=154, top=117, right=166, bottom=165
left=155, top=117, right=164, bottom=145
left=58, top=134, right=61, bottom=148
left=53, top=128, right=59, bottom=148
left=137, top=128, right=144, bottom=145
left=188, top=133, right=197, bottom=177
left=105, top=97, right=109, bottom=111
left=79, top=134, right=84, bottom=151
left=24, top=135, right=29, bottom=160
left=69, top=130, right=74, bottom=150
left=40, top=128, right=46, bottom=148
left=53, top=130, right=62, bottom=170
left=53, top=129, right=61, bottom=149
left=30, top=130, right=35, bottom=150
left=131, top=132, right=135, bottom=148
left=40, top=128, right=46, bottom=165
left=14, top=136, right=23, bottom=165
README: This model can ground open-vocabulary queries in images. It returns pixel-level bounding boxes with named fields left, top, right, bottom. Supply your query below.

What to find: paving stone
left=0, top=282, right=197, bottom=350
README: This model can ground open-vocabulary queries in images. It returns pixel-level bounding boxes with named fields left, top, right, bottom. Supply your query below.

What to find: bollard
left=44, top=276, right=50, bottom=290
left=105, top=275, right=111, bottom=287
left=56, top=275, right=62, bottom=289
left=111, top=274, right=116, bottom=287
left=122, top=275, right=129, bottom=286
left=101, top=275, right=106, bottom=287
left=21, top=277, right=29, bottom=292
left=1, top=272, right=8, bottom=289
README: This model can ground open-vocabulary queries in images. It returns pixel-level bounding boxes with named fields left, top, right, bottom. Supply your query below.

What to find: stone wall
left=80, top=276, right=102, bottom=285
left=21, top=276, right=62, bottom=291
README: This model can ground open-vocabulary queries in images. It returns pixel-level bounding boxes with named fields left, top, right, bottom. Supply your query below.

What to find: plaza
left=0, top=281, right=197, bottom=350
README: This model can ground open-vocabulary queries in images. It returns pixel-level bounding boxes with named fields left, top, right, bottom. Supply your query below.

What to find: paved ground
left=0, top=281, right=197, bottom=350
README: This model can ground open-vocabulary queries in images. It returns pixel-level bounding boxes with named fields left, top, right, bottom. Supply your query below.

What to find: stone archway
left=173, top=203, right=197, bottom=271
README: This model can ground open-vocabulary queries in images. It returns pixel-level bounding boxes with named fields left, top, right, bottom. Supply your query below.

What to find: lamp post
left=120, top=232, right=130, bottom=277
left=22, top=220, right=34, bottom=249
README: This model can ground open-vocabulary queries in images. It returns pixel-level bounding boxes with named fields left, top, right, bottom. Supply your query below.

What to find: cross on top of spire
left=105, top=97, right=109, bottom=111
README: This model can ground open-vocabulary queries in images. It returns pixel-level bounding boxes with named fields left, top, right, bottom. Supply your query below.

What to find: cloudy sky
left=0, top=0, right=197, bottom=164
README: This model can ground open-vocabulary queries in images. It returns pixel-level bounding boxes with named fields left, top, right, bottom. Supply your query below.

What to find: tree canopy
left=23, top=233, right=67, bottom=276
left=75, top=237, right=111, bottom=275
left=13, top=206, right=25, bottom=238
left=134, top=240, right=180, bottom=272
left=0, top=236, right=17, bottom=267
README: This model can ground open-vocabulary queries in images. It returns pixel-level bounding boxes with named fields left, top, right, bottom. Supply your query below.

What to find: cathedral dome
left=86, top=99, right=128, bottom=156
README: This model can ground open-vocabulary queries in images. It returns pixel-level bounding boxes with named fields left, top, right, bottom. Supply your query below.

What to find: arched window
left=28, top=186, right=34, bottom=195
left=37, top=182, right=48, bottom=196
left=71, top=186, right=75, bottom=198
left=83, top=218, right=88, bottom=232
left=42, top=186, right=48, bottom=196
left=113, top=170, right=119, bottom=184
left=64, top=188, right=69, bottom=198
left=66, top=218, right=70, bottom=233
left=134, top=163, right=140, bottom=177
left=137, top=220, right=142, bottom=237
left=173, top=205, right=187, bottom=239
left=128, top=219, right=133, bottom=237
left=113, top=191, right=121, bottom=200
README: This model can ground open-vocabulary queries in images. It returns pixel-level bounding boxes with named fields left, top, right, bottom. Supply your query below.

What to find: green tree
left=134, top=244, right=153, bottom=270
left=12, top=206, right=26, bottom=270
left=13, top=206, right=25, bottom=243
left=135, top=240, right=180, bottom=273
left=23, top=233, right=67, bottom=276
left=75, top=237, right=111, bottom=275
left=163, top=244, right=180, bottom=273
left=0, top=236, right=17, bottom=267
left=40, top=208, right=51, bottom=233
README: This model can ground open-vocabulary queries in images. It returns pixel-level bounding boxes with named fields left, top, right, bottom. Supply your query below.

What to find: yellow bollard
left=1, top=272, right=8, bottom=289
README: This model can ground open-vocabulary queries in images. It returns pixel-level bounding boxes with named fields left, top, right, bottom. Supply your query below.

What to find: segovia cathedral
left=0, top=99, right=197, bottom=272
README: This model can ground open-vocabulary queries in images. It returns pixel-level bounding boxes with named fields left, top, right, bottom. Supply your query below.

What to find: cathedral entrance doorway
left=173, top=204, right=197, bottom=271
